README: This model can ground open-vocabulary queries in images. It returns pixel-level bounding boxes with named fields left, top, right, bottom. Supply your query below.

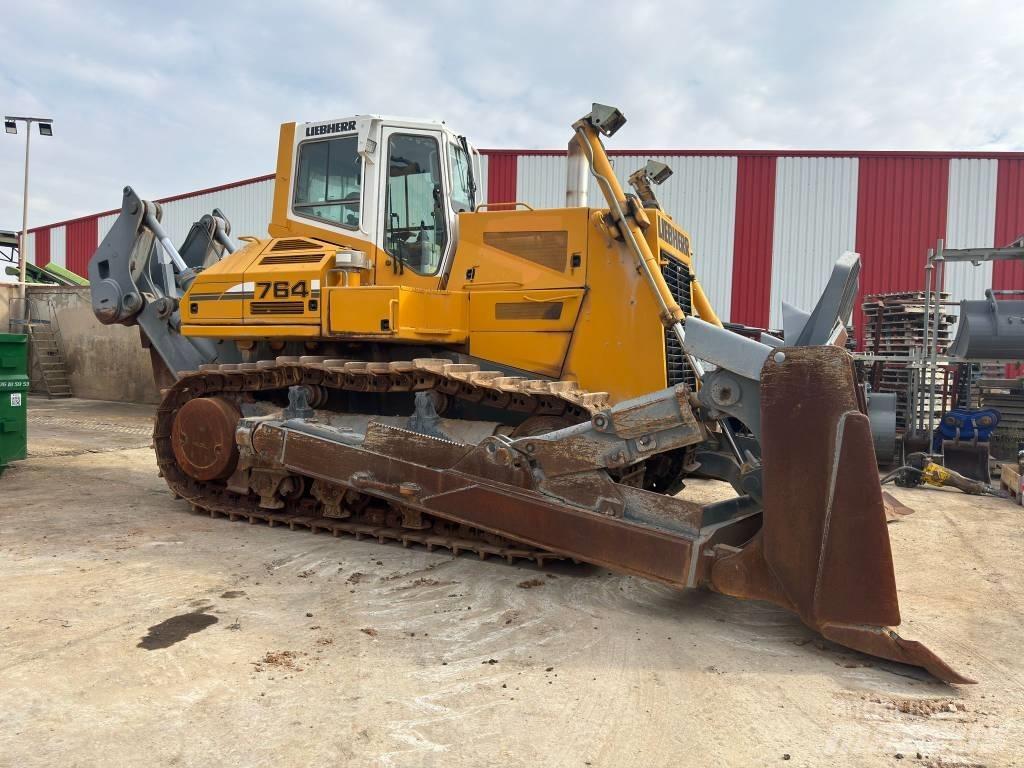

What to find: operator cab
left=276, top=115, right=483, bottom=280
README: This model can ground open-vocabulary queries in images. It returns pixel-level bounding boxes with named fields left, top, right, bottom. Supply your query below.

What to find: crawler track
left=154, top=356, right=609, bottom=563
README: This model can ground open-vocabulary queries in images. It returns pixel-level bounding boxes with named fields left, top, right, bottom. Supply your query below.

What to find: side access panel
left=326, top=286, right=468, bottom=343
left=450, top=208, right=591, bottom=292
left=467, top=288, right=585, bottom=378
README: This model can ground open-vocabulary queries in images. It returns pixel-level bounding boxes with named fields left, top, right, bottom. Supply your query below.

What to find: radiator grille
left=661, top=252, right=696, bottom=389
left=251, top=301, right=305, bottom=315
left=260, top=253, right=325, bottom=265
left=270, top=238, right=321, bottom=252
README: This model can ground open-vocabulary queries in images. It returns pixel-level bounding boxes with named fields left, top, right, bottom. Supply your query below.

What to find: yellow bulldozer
left=88, top=104, right=969, bottom=683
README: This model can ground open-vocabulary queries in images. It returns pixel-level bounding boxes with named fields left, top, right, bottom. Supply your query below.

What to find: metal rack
left=855, top=238, right=1024, bottom=459
left=911, top=238, right=1023, bottom=449
left=861, top=291, right=956, bottom=434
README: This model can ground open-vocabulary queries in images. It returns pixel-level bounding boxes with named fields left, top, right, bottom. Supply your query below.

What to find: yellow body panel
left=185, top=279, right=246, bottom=321
left=470, top=331, right=572, bottom=379
left=191, top=240, right=264, bottom=278
left=327, top=286, right=468, bottom=343
left=184, top=324, right=323, bottom=339
left=183, top=238, right=333, bottom=327
left=646, top=212, right=691, bottom=265
left=560, top=214, right=668, bottom=399
left=467, top=289, right=584, bottom=333
left=452, top=208, right=589, bottom=292
left=181, top=239, right=259, bottom=324
left=182, top=121, right=708, bottom=404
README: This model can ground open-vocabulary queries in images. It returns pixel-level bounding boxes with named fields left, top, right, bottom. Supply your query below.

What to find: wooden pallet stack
left=862, top=291, right=955, bottom=355
left=861, top=291, right=956, bottom=434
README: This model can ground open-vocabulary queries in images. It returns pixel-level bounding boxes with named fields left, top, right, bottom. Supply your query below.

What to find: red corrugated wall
left=730, top=156, right=776, bottom=327
left=993, top=159, right=1024, bottom=371
left=854, top=157, right=949, bottom=343
left=994, top=158, right=1024, bottom=292
left=66, top=218, right=98, bottom=276
left=486, top=152, right=518, bottom=205
left=34, top=227, right=51, bottom=268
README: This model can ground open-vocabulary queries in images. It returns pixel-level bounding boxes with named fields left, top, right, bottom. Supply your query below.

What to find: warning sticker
left=10, top=393, right=22, bottom=407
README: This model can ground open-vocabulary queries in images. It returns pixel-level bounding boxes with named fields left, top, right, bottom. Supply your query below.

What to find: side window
left=449, top=142, right=474, bottom=213
left=384, top=134, right=447, bottom=275
left=293, top=135, right=361, bottom=229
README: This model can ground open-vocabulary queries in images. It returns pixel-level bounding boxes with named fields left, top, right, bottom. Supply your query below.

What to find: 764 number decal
left=256, top=280, right=309, bottom=299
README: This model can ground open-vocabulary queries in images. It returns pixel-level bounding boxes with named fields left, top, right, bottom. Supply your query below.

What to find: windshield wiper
left=459, top=136, right=478, bottom=210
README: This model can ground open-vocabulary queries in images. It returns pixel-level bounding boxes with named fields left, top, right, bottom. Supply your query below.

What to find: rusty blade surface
left=709, top=346, right=973, bottom=684
left=254, top=424, right=704, bottom=587
left=882, top=491, right=915, bottom=522
left=821, top=625, right=974, bottom=685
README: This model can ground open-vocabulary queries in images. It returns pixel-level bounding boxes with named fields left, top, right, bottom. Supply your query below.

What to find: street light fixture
left=4, top=115, right=54, bottom=320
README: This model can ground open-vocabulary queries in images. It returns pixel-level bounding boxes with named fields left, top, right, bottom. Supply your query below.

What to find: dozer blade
left=210, top=349, right=971, bottom=683
left=708, top=346, right=974, bottom=684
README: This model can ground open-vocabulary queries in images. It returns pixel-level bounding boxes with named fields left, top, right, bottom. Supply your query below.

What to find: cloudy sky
left=2, top=0, right=1022, bottom=229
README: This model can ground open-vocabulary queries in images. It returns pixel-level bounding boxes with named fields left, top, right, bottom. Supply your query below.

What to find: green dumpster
left=0, top=333, right=29, bottom=471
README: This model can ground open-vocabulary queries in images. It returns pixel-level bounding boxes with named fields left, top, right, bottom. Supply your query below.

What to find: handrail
left=475, top=202, right=535, bottom=212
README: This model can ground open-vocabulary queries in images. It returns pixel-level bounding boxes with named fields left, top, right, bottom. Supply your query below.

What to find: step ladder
left=9, top=296, right=73, bottom=399
left=27, top=322, right=72, bottom=398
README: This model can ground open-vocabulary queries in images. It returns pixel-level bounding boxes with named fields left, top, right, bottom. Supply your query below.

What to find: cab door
left=374, top=126, right=453, bottom=290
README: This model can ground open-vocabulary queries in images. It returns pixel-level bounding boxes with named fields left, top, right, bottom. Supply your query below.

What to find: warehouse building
left=22, top=148, right=1024, bottom=335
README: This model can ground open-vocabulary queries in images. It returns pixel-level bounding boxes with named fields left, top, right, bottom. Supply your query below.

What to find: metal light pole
left=4, top=116, right=53, bottom=322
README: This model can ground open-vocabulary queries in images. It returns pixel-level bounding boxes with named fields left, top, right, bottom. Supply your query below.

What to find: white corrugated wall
left=98, top=212, right=118, bottom=244
left=516, top=155, right=567, bottom=210
left=609, top=154, right=739, bottom=318
left=50, top=226, right=66, bottom=268
left=156, top=179, right=275, bottom=246
left=944, top=158, right=998, bottom=311
left=25, top=232, right=35, bottom=265
left=769, top=157, right=859, bottom=328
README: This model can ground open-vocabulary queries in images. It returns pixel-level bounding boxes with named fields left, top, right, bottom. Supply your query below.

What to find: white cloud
left=1, top=0, right=1022, bottom=229
left=61, top=56, right=168, bottom=99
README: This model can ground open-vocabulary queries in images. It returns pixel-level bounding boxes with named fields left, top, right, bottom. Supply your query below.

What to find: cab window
left=384, top=134, right=447, bottom=275
left=293, top=135, right=361, bottom=229
left=450, top=142, right=474, bottom=212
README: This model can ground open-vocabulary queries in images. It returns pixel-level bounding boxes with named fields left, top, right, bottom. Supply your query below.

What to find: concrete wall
left=26, top=286, right=160, bottom=404
left=0, top=283, right=15, bottom=332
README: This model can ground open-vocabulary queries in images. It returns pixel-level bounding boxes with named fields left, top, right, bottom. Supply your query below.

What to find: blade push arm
left=88, top=186, right=241, bottom=379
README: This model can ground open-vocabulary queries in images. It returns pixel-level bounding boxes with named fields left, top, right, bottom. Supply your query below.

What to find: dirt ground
left=1, top=397, right=1022, bottom=767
